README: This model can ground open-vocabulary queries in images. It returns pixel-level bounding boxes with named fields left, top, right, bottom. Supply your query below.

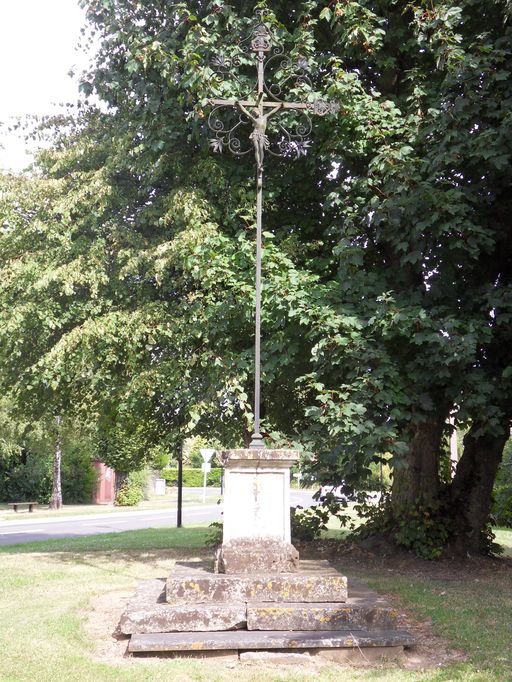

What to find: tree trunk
left=48, top=415, right=63, bottom=510
left=391, top=412, right=446, bottom=516
left=114, top=471, right=127, bottom=495
left=449, top=420, right=509, bottom=554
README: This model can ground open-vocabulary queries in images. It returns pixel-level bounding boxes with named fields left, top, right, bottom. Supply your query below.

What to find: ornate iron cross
left=207, top=10, right=338, bottom=449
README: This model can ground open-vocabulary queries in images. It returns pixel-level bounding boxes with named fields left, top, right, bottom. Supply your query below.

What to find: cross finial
left=251, top=23, right=272, bottom=52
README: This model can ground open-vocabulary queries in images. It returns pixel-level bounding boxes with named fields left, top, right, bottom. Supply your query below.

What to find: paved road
left=0, top=489, right=316, bottom=546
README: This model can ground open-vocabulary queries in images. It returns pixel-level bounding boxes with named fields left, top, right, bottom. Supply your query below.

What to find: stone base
left=240, top=647, right=405, bottom=665
left=166, top=560, right=347, bottom=604
left=121, top=560, right=415, bottom=658
left=215, top=538, right=299, bottom=574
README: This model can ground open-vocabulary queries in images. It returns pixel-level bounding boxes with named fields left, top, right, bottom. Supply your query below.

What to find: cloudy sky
left=0, top=1, right=91, bottom=171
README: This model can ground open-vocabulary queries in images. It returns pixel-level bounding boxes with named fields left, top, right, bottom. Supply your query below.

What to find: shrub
left=206, top=521, right=223, bottom=547
left=1, top=453, right=52, bottom=504
left=291, top=494, right=351, bottom=542
left=290, top=505, right=330, bottom=541
left=61, top=448, right=97, bottom=504
left=161, top=467, right=222, bottom=487
left=115, top=469, right=147, bottom=506
left=393, top=506, right=452, bottom=560
left=354, top=497, right=454, bottom=560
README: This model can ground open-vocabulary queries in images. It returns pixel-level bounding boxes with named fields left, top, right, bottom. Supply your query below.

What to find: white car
left=319, top=485, right=348, bottom=501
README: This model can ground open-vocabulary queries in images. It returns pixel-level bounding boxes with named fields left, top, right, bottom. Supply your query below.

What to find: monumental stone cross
left=205, top=9, right=338, bottom=573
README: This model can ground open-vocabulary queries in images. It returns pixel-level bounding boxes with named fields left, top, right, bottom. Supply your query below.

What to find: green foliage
left=182, top=436, right=221, bottom=468
left=355, top=496, right=504, bottom=560
left=479, top=523, right=504, bottom=557
left=61, top=447, right=97, bottom=504
left=161, top=467, right=221, bottom=488
left=0, top=453, right=52, bottom=504
left=493, top=439, right=512, bottom=527
left=114, top=470, right=147, bottom=506
left=0, top=401, right=100, bottom=505
left=0, top=0, right=510, bottom=554
left=493, top=485, right=512, bottom=528
left=205, top=521, right=223, bottom=548
left=354, top=497, right=453, bottom=560
left=290, top=505, right=330, bottom=541
left=393, top=507, right=453, bottom=561
left=365, top=460, right=392, bottom=490
left=291, top=492, right=351, bottom=541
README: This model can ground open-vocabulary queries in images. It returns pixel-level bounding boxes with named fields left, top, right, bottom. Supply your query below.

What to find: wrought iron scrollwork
left=262, top=50, right=313, bottom=103
left=207, top=10, right=339, bottom=163
left=208, top=104, right=252, bottom=156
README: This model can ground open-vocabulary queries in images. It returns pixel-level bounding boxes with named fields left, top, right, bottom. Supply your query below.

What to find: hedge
left=161, top=467, right=222, bottom=487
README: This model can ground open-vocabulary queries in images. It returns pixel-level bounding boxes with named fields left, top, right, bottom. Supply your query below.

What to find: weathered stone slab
left=128, top=629, right=416, bottom=653
left=156, top=650, right=239, bottom=662
left=215, top=538, right=299, bottom=574
left=239, top=650, right=314, bottom=664
left=247, top=602, right=398, bottom=631
left=166, top=560, right=347, bottom=604
left=119, top=579, right=246, bottom=634
left=313, top=645, right=405, bottom=665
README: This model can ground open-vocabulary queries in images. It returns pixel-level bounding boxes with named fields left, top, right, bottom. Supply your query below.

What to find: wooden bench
left=7, top=502, right=38, bottom=513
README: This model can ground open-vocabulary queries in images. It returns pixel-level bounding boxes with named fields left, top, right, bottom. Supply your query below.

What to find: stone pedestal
left=119, top=450, right=415, bottom=658
left=216, top=449, right=299, bottom=574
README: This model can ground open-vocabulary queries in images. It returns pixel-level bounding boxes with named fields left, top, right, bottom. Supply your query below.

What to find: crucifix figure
left=238, top=99, right=283, bottom=174
left=207, top=11, right=339, bottom=449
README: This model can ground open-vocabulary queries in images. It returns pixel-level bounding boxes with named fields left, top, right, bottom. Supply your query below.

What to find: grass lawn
left=0, top=527, right=510, bottom=682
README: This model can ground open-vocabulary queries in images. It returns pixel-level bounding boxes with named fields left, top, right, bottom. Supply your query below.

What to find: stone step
left=247, top=601, right=398, bottom=631
left=166, top=560, right=347, bottom=604
left=128, top=629, right=415, bottom=654
left=119, top=580, right=246, bottom=635
left=120, top=580, right=400, bottom=635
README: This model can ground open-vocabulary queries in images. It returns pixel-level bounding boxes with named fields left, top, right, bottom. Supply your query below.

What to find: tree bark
left=391, top=411, right=446, bottom=516
left=114, top=471, right=127, bottom=495
left=48, top=415, right=63, bottom=510
left=449, top=420, right=509, bottom=554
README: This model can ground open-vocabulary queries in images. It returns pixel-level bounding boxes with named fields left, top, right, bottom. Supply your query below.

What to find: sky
left=0, top=1, right=91, bottom=172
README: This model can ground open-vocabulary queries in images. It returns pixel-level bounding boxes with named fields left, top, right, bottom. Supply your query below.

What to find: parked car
left=319, top=484, right=348, bottom=501
left=318, top=486, right=382, bottom=505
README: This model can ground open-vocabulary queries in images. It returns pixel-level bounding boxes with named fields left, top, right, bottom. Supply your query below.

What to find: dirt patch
left=296, top=537, right=512, bottom=582
left=84, top=590, right=134, bottom=666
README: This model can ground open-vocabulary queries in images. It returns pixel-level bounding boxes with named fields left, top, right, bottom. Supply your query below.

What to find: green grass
left=0, top=526, right=510, bottom=681
left=0, top=525, right=212, bottom=555
left=353, top=564, right=512, bottom=680
left=494, top=528, right=512, bottom=557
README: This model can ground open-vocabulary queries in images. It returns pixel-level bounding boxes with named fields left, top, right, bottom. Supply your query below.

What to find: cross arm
left=209, top=98, right=340, bottom=116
